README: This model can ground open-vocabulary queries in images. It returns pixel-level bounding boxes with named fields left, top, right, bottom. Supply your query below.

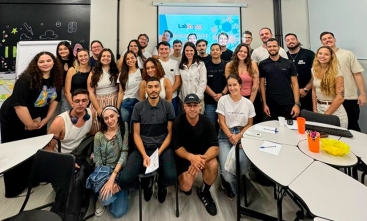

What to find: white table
left=339, top=130, right=367, bottom=158
left=0, top=134, right=54, bottom=174
left=298, top=140, right=358, bottom=167
left=314, top=218, right=330, bottom=221
left=289, top=161, right=367, bottom=221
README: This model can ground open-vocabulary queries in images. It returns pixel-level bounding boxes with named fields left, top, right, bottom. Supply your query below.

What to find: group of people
left=0, top=26, right=365, bottom=218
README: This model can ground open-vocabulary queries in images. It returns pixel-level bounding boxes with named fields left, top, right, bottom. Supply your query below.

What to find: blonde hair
left=312, top=46, right=339, bottom=97
left=74, top=48, right=90, bottom=72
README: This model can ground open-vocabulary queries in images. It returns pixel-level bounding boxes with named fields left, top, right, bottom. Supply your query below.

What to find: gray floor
left=0, top=172, right=316, bottom=221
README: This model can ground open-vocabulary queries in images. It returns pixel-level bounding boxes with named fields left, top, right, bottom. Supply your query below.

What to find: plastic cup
left=307, top=133, right=320, bottom=153
left=297, top=117, right=306, bottom=134
left=278, top=117, right=286, bottom=126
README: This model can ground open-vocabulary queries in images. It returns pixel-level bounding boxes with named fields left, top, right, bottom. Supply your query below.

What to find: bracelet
left=113, top=170, right=118, bottom=174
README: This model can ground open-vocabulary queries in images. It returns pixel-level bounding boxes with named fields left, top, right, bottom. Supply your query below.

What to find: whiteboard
left=15, top=40, right=67, bottom=77
left=308, top=0, right=367, bottom=59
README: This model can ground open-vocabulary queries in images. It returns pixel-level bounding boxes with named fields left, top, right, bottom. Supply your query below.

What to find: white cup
left=278, top=117, right=286, bottom=126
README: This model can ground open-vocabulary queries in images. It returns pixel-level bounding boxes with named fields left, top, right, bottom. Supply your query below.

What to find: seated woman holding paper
left=87, top=105, right=129, bottom=217
left=216, top=74, right=255, bottom=200
left=311, top=46, right=348, bottom=128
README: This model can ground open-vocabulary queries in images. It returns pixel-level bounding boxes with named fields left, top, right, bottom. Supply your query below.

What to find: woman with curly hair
left=225, top=43, right=261, bottom=124
left=87, top=48, right=119, bottom=133
left=117, top=39, right=147, bottom=70
left=139, top=57, right=172, bottom=101
left=0, top=51, right=63, bottom=198
left=312, top=46, right=347, bottom=128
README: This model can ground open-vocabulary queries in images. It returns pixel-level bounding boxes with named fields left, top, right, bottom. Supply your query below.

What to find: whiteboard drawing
left=20, top=33, right=32, bottom=41
left=56, top=21, right=62, bottom=27
left=73, top=43, right=83, bottom=56
left=39, top=30, right=58, bottom=40
left=2, top=31, right=5, bottom=43
left=11, top=28, right=18, bottom=34
left=40, top=23, right=44, bottom=26
left=68, top=22, right=77, bottom=33
left=23, top=22, right=33, bottom=35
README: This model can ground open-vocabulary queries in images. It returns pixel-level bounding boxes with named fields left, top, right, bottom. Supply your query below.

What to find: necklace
left=289, top=52, right=299, bottom=62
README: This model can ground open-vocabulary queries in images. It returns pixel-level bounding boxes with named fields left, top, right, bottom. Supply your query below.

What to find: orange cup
left=307, top=134, right=320, bottom=153
left=297, top=117, right=306, bottom=134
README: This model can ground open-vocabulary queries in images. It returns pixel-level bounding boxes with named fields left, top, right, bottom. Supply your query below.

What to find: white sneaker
left=16, top=188, right=34, bottom=197
left=95, top=200, right=105, bottom=217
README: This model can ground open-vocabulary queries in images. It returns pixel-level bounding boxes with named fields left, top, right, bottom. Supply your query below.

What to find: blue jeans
left=120, top=98, right=139, bottom=131
left=172, top=96, right=179, bottom=117
left=60, top=89, right=71, bottom=113
left=218, top=128, right=251, bottom=194
left=99, top=189, right=128, bottom=218
left=204, top=103, right=217, bottom=124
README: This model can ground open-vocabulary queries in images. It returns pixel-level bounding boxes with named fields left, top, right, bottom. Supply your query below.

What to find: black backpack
left=51, top=135, right=94, bottom=221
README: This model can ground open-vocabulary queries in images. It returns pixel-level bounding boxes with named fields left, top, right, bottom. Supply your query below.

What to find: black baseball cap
left=184, top=93, right=200, bottom=104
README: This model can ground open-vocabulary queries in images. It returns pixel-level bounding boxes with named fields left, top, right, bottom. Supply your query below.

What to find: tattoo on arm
left=251, top=88, right=258, bottom=92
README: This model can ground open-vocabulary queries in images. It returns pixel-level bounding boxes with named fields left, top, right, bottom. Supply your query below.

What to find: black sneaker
left=157, top=187, right=167, bottom=203
left=226, top=186, right=236, bottom=201
left=144, top=186, right=153, bottom=202
left=197, top=187, right=217, bottom=216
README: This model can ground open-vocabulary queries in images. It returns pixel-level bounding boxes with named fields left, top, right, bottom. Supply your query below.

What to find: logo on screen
left=178, top=24, right=202, bottom=30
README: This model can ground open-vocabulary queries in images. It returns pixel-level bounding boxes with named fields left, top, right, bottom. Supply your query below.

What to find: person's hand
left=75, top=163, right=80, bottom=169
left=112, top=183, right=121, bottom=194
left=37, top=118, right=49, bottom=129
left=291, top=105, right=300, bottom=118
left=213, top=93, right=222, bottom=102
left=263, top=104, right=271, bottom=116
left=358, top=94, right=367, bottom=106
left=229, top=133, right=241, bottom=145
left=26, top=122, right=39, bottom=130
left=97, top=108, right=103, bottom=116
left=143, top=155, right=151, bottom=168
left=188, top=154, right=206, bottom=171
left=299, top=89, right=307, bottom=98
left=100, top=179, right=115, bottom=200
left=187, top=165, right=200, bottom=176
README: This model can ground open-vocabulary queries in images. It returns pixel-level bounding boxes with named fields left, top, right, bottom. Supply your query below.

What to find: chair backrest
left=20, top=149, right=75, bottom=212
left=300, top=109, right=341, bottom=127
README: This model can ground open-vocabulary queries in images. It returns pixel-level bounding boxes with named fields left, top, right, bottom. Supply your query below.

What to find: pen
left=260, top=145, right=276, bottom=148
left=263, top=128, right=278, bottom=133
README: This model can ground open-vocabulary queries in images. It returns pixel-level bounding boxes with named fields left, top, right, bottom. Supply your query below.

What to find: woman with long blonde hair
left=311, top=46, right=348, bottom=128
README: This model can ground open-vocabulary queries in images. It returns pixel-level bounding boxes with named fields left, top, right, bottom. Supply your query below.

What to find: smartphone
left=287, top=119, right=293, bottom=125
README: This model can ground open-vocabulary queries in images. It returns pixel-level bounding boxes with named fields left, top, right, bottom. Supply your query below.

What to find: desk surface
left=313, top=218, right=330, bottom=221
left=241, top=137, right=314, bottom=186
left=298, top=140, right=358, bottom=167
left=289, top=161, right=367, bottom=221
left=0, top=134, right=53, bottom=174
left=339, top=130, right=367, bottom=158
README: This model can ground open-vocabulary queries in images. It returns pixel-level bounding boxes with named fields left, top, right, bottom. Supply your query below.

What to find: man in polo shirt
left=259, top=38, right=300, bottom=120
left=251, top=27, right=288, bottom=64
left=173, top=93, right=219, bottom=216
left=119, top=77, right=177, bottom=203
left=320, top=31, right=366, bottom=131
left=196, top=39, right=212, bottom=63
left=285, top=33, right=315, bottom=112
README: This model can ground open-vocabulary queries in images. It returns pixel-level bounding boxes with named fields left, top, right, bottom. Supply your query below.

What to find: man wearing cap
left=119, top=77, right=177, bottom=204
left=172, top=93, right=219, bottom=216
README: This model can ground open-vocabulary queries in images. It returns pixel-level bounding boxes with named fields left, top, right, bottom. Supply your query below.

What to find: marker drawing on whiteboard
left=23, top=22, right=33, bottom=35
left=2, top=30, right=5, bottom=42
left=39, top=30, right=58, bottom=40
left=20, top=33, right=32, bottom=41
left=68, top=22, right=77, bottom=33
left=56, top=21, right=62, bottom=27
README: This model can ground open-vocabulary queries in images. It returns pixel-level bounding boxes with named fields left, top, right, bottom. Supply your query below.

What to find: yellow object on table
left=321, top=138, right=350, bottom=156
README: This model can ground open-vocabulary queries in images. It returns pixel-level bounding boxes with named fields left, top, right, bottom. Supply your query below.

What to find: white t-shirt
left=159, top=58, right=180, bottom=98
left=170, top=54, right=182, bottom=62
left=95, top=70, right=118, bottom=95
left=312, top=68, right=343, bottom=102
left=117, top=69, right=142, bottom=99
left=179, top=61, right=207, bottom=100
left=335, top=48, right=364, bottom=100
left=251, top=46, right=289, bottom=64
left=216, top=95, right=256, bottom=128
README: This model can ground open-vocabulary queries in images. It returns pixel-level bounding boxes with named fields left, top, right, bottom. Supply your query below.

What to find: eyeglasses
left=73, top=99, right=89, bottom=104
left=139, top=38, right=148, bottom=42
left=186, top=104, right=199, bottom=109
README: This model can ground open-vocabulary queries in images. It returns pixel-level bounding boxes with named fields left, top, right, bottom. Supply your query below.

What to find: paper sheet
left=259, top=141, right=282, bottom=156
left=285, top=120, right=298, bottom=130
left=145, top=148, right=159, bottom=174
left=254, top=125, right=278, bottom=134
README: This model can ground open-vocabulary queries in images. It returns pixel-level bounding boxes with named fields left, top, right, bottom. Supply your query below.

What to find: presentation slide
left=158, top=6, right=241, bottom=52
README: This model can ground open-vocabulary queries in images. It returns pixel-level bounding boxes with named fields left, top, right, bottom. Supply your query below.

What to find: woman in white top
left=87, top=48, right=119, bottom=133
left=179, top=42, right=207, bottom=113
left=312, top=46, right=347, bottom=128
left=216, top=74, right=255, bottom=200
left=117, top=39, right=146, bottom=70
left=139, top=57, right=172, bottom=101
left=117, top=50, right=142, bottom=129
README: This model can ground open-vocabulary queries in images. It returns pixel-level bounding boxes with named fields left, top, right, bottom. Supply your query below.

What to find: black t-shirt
left=89, top=56, right=98, bottom=68
left=71, top=69, right=91, bottom=93
left=287, top=48, right=315, bottom=88
left=221, top=49, right=233, bottom=61
left=259, top=57, right=297, bottom=106
left=204, top=60, right=228, bottom=104
left=61, top=59, right=74, bottom=86
left=0, top=75, right=61, bottom=127
left=172, top=114, right=218, bottom=155
left=198, top=54, right=212, bottom=63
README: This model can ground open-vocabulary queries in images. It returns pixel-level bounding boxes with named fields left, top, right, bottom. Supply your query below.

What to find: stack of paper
left=259, top=141, right=282, bottom=156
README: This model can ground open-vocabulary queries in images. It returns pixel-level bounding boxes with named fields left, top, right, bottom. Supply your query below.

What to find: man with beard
left=119, top=77, right=177, bottom=204
left=153, top=30, right=174, bottom=58
left=242, top=30, right=254, bottom=55
left=188, top=33, right=197, bottom=45
left=251, top=27, right=288, bottom=64
left=259, top=38, right=300, bottom=120
left=218, top=32, right=233, bottom=61
left=320, top=31, right=366, bottom=131
left=285, top=33, right=315, bottom=112
left=196, top=39, right=212, bottom=63
left=172, top=93, right=219, bottom=216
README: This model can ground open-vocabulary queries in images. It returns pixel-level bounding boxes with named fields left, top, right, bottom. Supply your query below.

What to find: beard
left=269, top=51, right=279, bottom=56
left=140, top=45, right=147, bottom=49
left=287, top=42, right=300, bottom=50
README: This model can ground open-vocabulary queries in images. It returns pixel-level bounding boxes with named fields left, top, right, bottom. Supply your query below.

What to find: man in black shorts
left=172, top=93, right=219, bottom=216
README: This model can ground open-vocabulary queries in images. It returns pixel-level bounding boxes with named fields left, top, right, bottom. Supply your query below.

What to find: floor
left=0, top=172, right=315, bottom=221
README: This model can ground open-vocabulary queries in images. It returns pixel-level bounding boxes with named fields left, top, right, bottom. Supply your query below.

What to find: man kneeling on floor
left=172, top=93, right=219, bottom=216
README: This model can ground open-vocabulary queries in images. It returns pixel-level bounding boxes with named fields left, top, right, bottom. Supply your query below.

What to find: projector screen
left=158, top=6, right=241, bottom=52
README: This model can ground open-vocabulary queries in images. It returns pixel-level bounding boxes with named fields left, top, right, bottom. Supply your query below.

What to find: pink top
left=240, top=72, right=253, bottom=96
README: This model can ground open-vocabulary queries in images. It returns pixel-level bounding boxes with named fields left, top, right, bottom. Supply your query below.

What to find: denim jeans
left=100, top=189, right=128, bottom=218
left=218, top=128, right=251, bottom=194
left=204, top=103, right=219, bottom=134
left=60, top=89, right=71, bottom=113
left=172, top=96, right=179, bottom=117
left=120, top=98, right=139, bottom=131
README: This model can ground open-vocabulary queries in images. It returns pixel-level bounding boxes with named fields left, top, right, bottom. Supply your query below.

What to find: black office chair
left=9, top=149, right=75, bottom=221
left=300, top=109, right=340, bottom=127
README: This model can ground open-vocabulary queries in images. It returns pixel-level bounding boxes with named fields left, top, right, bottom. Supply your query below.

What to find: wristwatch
left=304, top=88, right=309, bottom=93
left=295, top=102, right=301, bottom=107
